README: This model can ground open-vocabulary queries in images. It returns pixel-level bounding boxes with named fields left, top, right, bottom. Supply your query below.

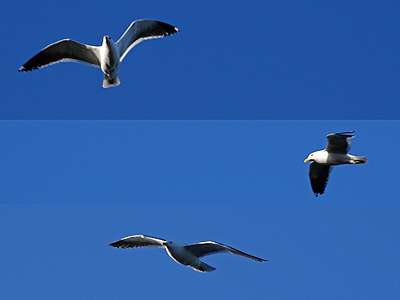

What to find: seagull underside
left=305, top=132, right=367, bottom=196
left=19, top=20, right=179, bottom=88
left=108, top=235, right=267, bottom=272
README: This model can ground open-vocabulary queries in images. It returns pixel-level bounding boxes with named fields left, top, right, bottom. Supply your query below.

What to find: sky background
left=1, top=0, right=399, bottom=299
left=1, top=0, right=400, bottom=119
left=1, top=120, right=399, bottom=299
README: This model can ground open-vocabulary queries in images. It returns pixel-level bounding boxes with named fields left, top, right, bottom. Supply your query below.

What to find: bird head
left=304, top=153, right=314, bottom=163
left=103, top=35, right=114, bottom=44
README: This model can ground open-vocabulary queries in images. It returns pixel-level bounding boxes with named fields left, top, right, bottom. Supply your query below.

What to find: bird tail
left=193, top=262, right=216, bottom=273
left=350, top=156, right=368, bottom=164
left=103, top=74, right=120, bottom=88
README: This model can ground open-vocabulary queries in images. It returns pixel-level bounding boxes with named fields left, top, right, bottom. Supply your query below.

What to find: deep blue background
left=2, top=0, right=399, bottom=119
left=1, top=120, right=399, bottom=299
left=1, top=0, right=399, bottom=299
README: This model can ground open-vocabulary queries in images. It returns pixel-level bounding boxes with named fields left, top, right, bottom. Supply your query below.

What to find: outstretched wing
left=109, top=235, right=166, bottom=249
left=19, top=39, right=101, bottom=72
left=309, top=162, right=332, bottom=196
left=185, top=241, right=267, bottom=261
left=325, top=131, right=354, bottom=154
left=116, top=19, right=179, bottom=61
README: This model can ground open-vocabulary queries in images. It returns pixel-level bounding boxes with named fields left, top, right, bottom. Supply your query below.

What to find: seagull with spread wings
left=19, top=19, right=179, bottom=88
left=304, top=131, right=367, bottom=196
left=109, top=235, right=267, bottom=272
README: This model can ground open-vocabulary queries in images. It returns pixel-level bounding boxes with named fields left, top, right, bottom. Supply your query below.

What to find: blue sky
left=1, top=120, right=399, bottom=299
left=1, top=0, right=399, bottom=299
left=2, top=0, right=400, bottom=119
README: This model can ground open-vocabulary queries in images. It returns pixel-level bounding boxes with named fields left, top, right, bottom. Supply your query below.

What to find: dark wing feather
left=185, top=241, right=267, bottom=261
left=325, top=132, right=354, bottom=154
left=19, top=39, right=101, bottom=72
left=309, top=162, right=332, bottom=196
left=108, top=235, right=165, bottom=249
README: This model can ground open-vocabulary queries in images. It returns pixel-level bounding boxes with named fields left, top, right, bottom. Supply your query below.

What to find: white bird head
left=103, top=35, right=114, bottom=44
left=304, top=152, right=315, bottom=163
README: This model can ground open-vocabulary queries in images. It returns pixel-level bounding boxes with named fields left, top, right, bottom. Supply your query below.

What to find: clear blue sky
left=1, top=1, right=399, bottom=299
left=1, top=120, right=399, bottom=299
left=2, top=0, right=400, bottom=119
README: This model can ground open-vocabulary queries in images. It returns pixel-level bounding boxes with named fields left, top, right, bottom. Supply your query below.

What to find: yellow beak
left=304, top=158, right=310, bottom=163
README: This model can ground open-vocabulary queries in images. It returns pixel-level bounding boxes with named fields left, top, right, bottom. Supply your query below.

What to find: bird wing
left=309, top=162, right=332, bottom=196
left=325, top=131, right=354, bottom=154
left=184, top=241, right=267, bottom=261
left=19, top=39, right=101, bottom=72
left=108, top=235, right=166, bottom=249
left=116, top=19, right=179, bottom=62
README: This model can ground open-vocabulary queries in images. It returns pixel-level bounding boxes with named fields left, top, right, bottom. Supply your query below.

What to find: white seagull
left=304, top=131, right=367, bottom=196
left=109, top=235, right=267, bottom=272
left=19, top=19, right=179, bottom=88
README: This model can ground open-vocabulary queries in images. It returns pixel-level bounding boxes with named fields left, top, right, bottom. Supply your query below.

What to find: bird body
left=304, top=131, right=367, bottom=196
left=165, top=241, right=192, bottom=265
left=109, top=235, right=266, bottom=272
left=164, top=241, right=209, bottom=271
left=305, top=150, right=367, bottom=165
left=19, top=20, right=179, bottom=88
left=100, top=36, right=121, bottom=87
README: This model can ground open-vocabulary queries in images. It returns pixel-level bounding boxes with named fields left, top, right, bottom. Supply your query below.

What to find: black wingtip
left=337, top=130, right=355, bottom=135
left=157, top=20, right=179, bottom=35
left=108, top=241, right=120, bottom=248
left=19, top=65, right=36, bottom=72
left=314, top=188, right=326, bottom=197
left=171, top=26, right=179, bottom=34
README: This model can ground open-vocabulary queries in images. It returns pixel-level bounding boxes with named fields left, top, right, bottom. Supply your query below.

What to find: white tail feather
left=103, top=74, right=120, bottom=88
left=193, top=261, right=216, bottom=272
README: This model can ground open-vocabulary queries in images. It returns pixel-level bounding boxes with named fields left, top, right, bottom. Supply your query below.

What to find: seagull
left=19, top=19, right=179, bottom=88
left=304, top=131, right=367, bottom=196
left=109, top=235, right=267, bottom=272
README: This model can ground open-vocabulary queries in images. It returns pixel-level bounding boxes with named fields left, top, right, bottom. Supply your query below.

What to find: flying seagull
left=19, top=19, right=179, bottom=88
left=109, top=235, right=267, bottom=272
left=304, top=131, right=367, bottom=196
